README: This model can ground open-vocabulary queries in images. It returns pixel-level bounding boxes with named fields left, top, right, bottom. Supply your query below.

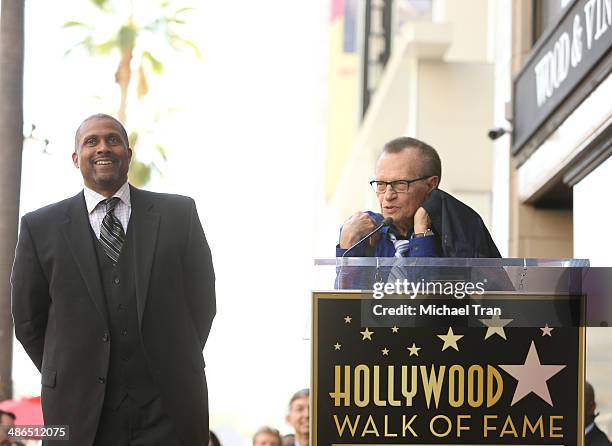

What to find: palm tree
left=64, top=0, right=200, bottom=185
left=0, top=0, right=25, bottom=401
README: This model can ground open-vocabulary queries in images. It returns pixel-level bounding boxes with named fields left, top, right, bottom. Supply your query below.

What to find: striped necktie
left=99, top=197, right=125, bottom=263
left=388, top=232, right=410, bottom=258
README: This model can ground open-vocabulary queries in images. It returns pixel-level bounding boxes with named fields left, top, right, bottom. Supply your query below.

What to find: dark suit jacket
left=421, top=188, right=501, bottom=258
left=11, top=186, right=216, bottom=446
left=587, top=424, right=612, bottom=446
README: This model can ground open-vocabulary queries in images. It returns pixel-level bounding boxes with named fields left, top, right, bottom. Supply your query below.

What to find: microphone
left=341, top=217, right=393, bottom=258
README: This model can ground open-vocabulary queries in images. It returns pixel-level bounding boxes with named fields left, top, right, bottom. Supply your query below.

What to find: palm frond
left=154, top=144, right=168, bottom=161
left=142, top=51, right=164, bottom=74
left=166, top=32, right=202, bottom=58
left=128, top=158, right=152, bottom=187
left=88, top=0, right=112, bottom=12
left=128, top=131, right=139, bottom=147
left=95, top=36, right=119, bottom=55
left=137, top=64, right=149, bottom=99
left=64, top=36, right=95, bottom=56
left=62, top=21, right=93, bottom=29
left=173, top=7, right=196, bottom=15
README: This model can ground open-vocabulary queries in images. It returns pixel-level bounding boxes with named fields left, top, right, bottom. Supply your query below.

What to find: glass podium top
left=315, top=257, right=590, bottom=267
left=313, top=257, right=612, bottom=326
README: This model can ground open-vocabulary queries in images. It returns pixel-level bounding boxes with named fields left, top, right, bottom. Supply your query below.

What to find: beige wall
left=435, top=0, right=490, bottom=63
left=416, top=60, right=493, bottom=225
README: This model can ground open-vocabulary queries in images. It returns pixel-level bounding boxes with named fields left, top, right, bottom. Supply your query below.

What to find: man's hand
left=339, top=212, right=379, bottom=249
left=413, top=207, right=431, bottom=234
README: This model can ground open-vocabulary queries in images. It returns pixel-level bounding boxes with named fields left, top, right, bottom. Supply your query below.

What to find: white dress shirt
left=586, top=421, right=595, bottom=435
left=83, top=181, right=132, bottom=238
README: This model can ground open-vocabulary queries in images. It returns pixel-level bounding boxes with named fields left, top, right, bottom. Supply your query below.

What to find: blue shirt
left=336, top=211, right=439, bottom=257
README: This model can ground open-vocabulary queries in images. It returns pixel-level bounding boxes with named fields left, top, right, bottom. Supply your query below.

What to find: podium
left=312, top=258, right=590, bottom=446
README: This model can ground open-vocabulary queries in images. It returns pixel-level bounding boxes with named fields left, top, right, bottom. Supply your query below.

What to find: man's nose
left=96, top=141, right=111, bottom=153
left=383, top=185, right=397, bottom=200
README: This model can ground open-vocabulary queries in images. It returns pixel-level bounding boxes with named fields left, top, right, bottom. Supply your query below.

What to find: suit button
left=98, top=377, right=106, bottom=384
left=121, top=329, right=128, bottom=336
left=102, top=333, right=109, bottom=342
left=113, top=277, right=120, bottom=285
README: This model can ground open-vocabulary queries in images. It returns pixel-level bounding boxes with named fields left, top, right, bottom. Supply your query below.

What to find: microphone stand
left=335, top=217, right=393, bottom=289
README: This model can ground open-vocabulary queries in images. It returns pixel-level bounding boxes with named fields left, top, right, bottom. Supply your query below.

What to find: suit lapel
left=129, top=186, right=160, bottom=329
left=61, top=192, right=109, bottom=328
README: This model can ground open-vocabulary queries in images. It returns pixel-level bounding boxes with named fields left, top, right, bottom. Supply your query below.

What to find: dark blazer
left=421, top=188, right=501, bottom=258
left=587, top=424, right=612, bottom=446
left=11, top=186, right=216, bottom=446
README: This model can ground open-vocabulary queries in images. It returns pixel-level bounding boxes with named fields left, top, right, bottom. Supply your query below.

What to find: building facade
left=326, top=0, right=496, bottom=228
left=491, top=0, right=612, bottom=434
left=498, top=0, right=611, bottom=264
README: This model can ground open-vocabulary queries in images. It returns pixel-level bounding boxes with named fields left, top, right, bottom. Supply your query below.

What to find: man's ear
left=72, top=152, right=79, bottom=168
left=426, top=176, right=440, bottom=191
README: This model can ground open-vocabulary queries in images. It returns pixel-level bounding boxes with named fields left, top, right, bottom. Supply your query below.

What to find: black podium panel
left=312, top=292, right=584, bottom=446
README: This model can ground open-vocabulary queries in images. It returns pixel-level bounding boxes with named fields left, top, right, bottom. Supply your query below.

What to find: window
left=533, top=0, right=572, bottom=41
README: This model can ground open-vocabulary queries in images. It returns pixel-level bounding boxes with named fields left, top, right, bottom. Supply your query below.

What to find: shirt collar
left=585, top=422, right=595, bottom=435
left=83, top=181, right=131, bottom=214
left=385, top=224, right=413, bottom=239
left=366, top=211, right=411, bottom=239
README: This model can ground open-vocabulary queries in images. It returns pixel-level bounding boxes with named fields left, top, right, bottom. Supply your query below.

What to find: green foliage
left=89, top=0, right=111, bottom=12
left=94, top=37, right=118, bottom=55
left=128, top=158, right=151, bottom=187
left=155, top=144, right=167, bottom=161
left=63, top=0, right=201, bottom=186
left=62, top=21, right=92, bottom=29
left=166, top=31, right=202, bottom=58
left=128, top=131, right=139, bottom=147
left=64, top=0, right=201, bottom=62
left=117, top=24, right=137, bottom=52
left=64, top=35, right=94, bottom=56
left=142, top=51, right=164, bottom=74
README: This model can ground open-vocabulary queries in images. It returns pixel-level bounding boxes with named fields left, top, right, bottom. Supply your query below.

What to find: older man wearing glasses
left=336, top=136, right=500, bottom=258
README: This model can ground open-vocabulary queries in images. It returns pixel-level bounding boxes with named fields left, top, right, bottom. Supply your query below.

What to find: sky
left=15, top=0, right=331, bottom=444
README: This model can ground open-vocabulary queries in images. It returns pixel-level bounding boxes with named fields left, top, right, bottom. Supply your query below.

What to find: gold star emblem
left=391, top=326, right=399, bottom=333
left=344, top=316, right=352, bottom=323
left=540, top=324, right=554, bottom=336
left=334, top=342, right=341, bottom=350
left=479, top=314, right=513, bottom=340
left=407, top=343, right=420, bottom=356
left=360, top=328, right=374, bottom=341
left=382, top=348, right=389, bottom=356
left=437, top=327, right=463, bottom=351
left=499, top=341, right=566, bottom=406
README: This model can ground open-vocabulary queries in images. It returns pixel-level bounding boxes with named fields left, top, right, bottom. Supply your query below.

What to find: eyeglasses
left=369, top=177, right=431, bottom=194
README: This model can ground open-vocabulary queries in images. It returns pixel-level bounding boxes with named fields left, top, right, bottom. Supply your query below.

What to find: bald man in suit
left=12, top=114, right=216, bottom=445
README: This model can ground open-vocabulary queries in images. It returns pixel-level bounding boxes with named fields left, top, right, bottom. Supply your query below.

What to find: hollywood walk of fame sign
left=312, top=292, right=585, bottom=446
